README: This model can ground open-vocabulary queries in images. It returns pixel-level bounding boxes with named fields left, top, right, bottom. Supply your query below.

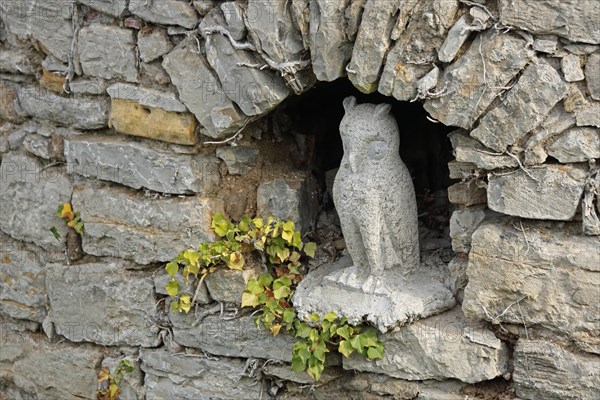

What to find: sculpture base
left=293, top=257, right=456, bottom=332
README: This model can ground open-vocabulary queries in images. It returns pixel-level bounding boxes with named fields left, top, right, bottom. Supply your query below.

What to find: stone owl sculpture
left=332, top=96, right=420, bottom=292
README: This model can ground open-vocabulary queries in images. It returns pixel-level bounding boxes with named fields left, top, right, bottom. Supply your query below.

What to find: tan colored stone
left=39, top=69, right=65, bottom=94
left=0, top=81, right=23, bottom=124
left=108, top=98, right=198, bottom=145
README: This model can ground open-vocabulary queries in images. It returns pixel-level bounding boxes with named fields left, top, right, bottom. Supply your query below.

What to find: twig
left=63, top=4, right=81, bottom=93
left=459, top=0, right=496, bottom=20
left=190, top=273, right=209, bottom=309
left=504, top=151, right=538, bottom=182
left=203, top=119, right=251, bottom=145
left=202, top=25, right=256, bottom=51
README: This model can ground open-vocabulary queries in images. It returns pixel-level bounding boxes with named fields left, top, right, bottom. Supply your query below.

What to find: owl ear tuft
left=375, top=103, right=392, bottom=116
left=343, top=96, right=357, bottom=112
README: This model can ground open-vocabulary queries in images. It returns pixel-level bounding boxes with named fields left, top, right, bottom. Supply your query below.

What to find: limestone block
left=449, top=206, right=486, bottom=253
left=68, top=78, right=109, bottom=95
left=22, top=133, right=63, bottom=160
left=256, top=177, right=318, bottom=232
left=513, top=340, right=600, bottom=400
left=379, top=0, right=459, bottom=101
left=499, top=0, right=600, bottom=44
left=138, top=28, right=173, bottom=63
left=140, top=349, right=263, bottom=399
left=0, top=151, right=72, bottom=253
left=562, top=54, right=585, bottom=82
left=447, top=180, right=487, bottom=206
left=245, top=0, right=314, bottom=92
left=575, top=102, right=600, bottom=128
left=216, top=146, right=259, bottom=175
left=347, top=0, right=399, bottom=93
left=220, top=1, right=245, bottom=40
left=546, top=127, right=600, bottom=163
left=447, top=254, right=469, bottom=298
left=471, top=59, right=568, bottom=152
left=1, top=334, right=103, bottom=400
left=108, top=98, right=198, bottom=145
left=204, top=258, right=265, bottom=304
left=438, top=15, right=472, bottom=63
left=162, top=37, right=249, bottom=139
left=533, top=37, right=558, bottom=54
left=129, top=0, right=199, bottom=29
left=343, top=308, right=509, bottom=383
left=463, top=221, right=600, bottom=353
left=72, top=183, right=224, bottom=264
left=65, top=134, right=220, bottom=194
left=449, top=131, right=518, bottom=170
left=200, top=9, right=290, bottom=116
left=0, top=0, right=74, bottom=62
left=586, top=53, right=600, bottom=100
left=77, top=0, right=128, bottom=17
left=309, top=0, right=353, bottom=81
left=17, top=86, right=110, bottom=130
left=0, top=48, right=41, bottom=75
left=78, top=24, right=138, bottom=82
left=0, top=81, right=23, bottom=124
left=0, top=233, right=46, bottom=322
left=424, top=31, right=533, bottom=129
left=171, top=313, right=295, bottom=362
left=46, top=261, right=161, bottom=347
left=107, top=83, right=187, bottom=113
left=487, top=164, right=587, bottom=220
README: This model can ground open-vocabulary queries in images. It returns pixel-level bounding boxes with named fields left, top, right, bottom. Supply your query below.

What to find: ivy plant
left=96, top=359, right=134, bottom=400
left=242, top=273, right=384, bottom=381
left=164, top=213, right=316, bottom=313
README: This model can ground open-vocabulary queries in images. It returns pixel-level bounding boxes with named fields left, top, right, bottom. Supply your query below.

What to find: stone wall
left=1, top=1, right=599, bottom=399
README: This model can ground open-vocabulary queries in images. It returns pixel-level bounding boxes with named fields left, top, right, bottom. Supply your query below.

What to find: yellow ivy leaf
left=227, top=251, right=245, bottom=270
left=67, top=219, right=77, bottom=228
left=304, top=242, right=317, bottom=258
left=241, top=292, right=260, bottom=308
left=165, top=280, right=180, bottom=297
left=179, top=294, right=191, bottom=313
left=108, top=383, right=120, bottom=400
left=60, top=203, right=74, bottom=220
left=270, top=324, right=282, bottom=336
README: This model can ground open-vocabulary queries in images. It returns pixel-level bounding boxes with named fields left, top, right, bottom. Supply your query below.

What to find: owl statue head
left=339, top=96, right=400, bottom=172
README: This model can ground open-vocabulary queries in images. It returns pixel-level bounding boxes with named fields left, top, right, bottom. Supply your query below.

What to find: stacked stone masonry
left=1, top=0, right=599, bottom=399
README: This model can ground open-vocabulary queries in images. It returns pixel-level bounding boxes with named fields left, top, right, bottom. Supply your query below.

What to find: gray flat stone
left=586, top=53, right=600, bottom=100
left=22, top=134, right=62, bottom=160
left=68, top=78, right=109, bottom=95
left=447, top=180, right=487, bottom=207
left=524, top=103, right=577, bottom=165
left=546, top=127, right=600, bottom=163
left=78, top=24, right=138, bottom=83
left=309, top=0, right=353, bottom=82
left=129, top=0, right=199, bottom=29
left=533, top=37, right=558, bottom=54
left=0, top=48, right=42, bottom=75
left=438, top=15, right=473, bottom=63
left=171, top=313, right=295, bottom=362
left=140, top=349, right=263, bottom=400
left=216, top=146, right=259, bottom=175
left=65, top=134, right=220, bottom=194
left=347, top=0, right=399, bottom=93
left=0, top=151, right=72, bottom=253
left=487, top=164, right=587, bottom=220
left=513, top=340, right=600, bottom=400
left=449, top=131, right=518, bottom=170
left=78, top=0, right=128, bottom=17
left=72, top=183, right=224, bottom=264
left=344, top=307, right=509, bottom=383
left=107, top=83, right=187, bottom=113
left=3, top=334, right=103, bottom=400
left=17, top=86, right=110, bottom=130
left=138, top=27, right=174, bottom=63
left=0, top=0, right=74, bottom=62
left=0, top=233, right=46, bottom=322
left=46, top=261, right=161, bottom=347
left=463, top=221, right=600, bottom=354
left=575, top=102, right=600, bottom=128
left=471, top=59, right=568, bottom=152
left=499, top=0, right=600, bottom=44
left=201, top=9, right=290, bottom=116
left=220, top=1, right=245, bottom=40
left=162, top=37, right=250, bottom=139
left=424, top=31, right=533, bottom=129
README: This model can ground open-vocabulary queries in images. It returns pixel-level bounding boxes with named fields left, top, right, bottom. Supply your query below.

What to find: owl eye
left=368, top=141, right=387, bottom=161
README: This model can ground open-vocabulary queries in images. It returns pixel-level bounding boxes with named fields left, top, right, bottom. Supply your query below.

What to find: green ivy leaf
left=273, top=285, right=291, bottom=300
left=211, top=213, right=231, bottom=237
left=338, top=340, right=355, bottom=358
left=50, top=226, right=61, bottom=240
left=257, top=273, right=274, bottom=288
left=323, top=311, right=337, bottom=322
left=306, top=359, right=324, bottom=381
left=291, top=355, right=306, bottom=372
left=294, top=321, right=311, bottom=338
left=165, top=261, right=179, bottom=278
left=304, top=242, right=317, bottom=258
left=273, top=276, right=292, bottom=290
left=349, top=334, right=364, bottom=351
left=367, top=342, right=385, bottom=359
left=165, top=280, right=180, bottom=297
left=361, top=328, right=380, bottom=347
left=246, top=279, right=264, bottom=295
left=309, top=313, right=320, bottom=323
left=283, top=308, right=296, bottom=324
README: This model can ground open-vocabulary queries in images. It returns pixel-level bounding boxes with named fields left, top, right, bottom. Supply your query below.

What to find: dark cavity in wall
left=270, top=78, right=454, bottom=214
